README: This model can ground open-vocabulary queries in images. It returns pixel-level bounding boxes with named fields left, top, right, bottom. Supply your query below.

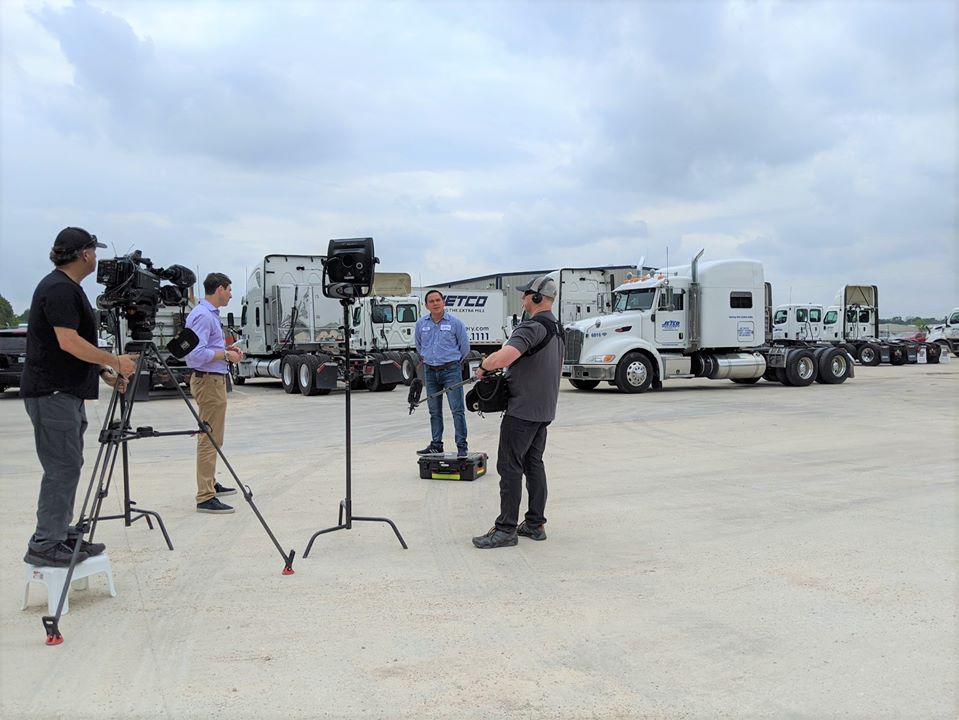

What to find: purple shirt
left=185, top=299, right=228, bottom=373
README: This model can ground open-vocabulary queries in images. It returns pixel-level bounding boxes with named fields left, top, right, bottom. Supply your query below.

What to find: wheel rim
left=299, top=363, right=310, bottom=387
left=830, top=354, right=847, bottom=377
left=798, top=357, right=815, bottom=380
left=626, top=360, right=648, bottom=387
left=861, top=348, right=875, bottom=363
left=283, top=363, right=293, bottom=385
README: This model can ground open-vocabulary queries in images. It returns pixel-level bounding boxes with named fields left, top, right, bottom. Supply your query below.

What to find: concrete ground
left=0, top=361, right=956, bottom=719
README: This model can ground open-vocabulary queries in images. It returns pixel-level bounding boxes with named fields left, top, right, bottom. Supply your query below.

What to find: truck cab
left=772, top=304, right=825, bottom=342
left=926, top=308, right=959, bottom=356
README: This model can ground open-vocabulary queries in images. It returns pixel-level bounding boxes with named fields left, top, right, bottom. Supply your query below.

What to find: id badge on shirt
left=440, top=323, right=451, bottom=331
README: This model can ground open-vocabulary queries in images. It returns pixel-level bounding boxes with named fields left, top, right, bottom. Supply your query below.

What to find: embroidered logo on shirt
left=440, top=324, right=451, bottom=331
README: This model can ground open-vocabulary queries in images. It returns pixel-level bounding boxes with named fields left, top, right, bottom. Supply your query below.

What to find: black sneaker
left=457, top=446, right=468, bottom=458
left=196, top=497, right=235, bottom=514
left=417, top=444, right=444, bottom=455
left=472, top=527, right=518, bottom=549
left=65, top=537, right=106, bottom=556
left=214, top=482, right=237, bottom=497
left=24, top=542, right=89, bottom=568
left=517, top=521, right=547, bottom=541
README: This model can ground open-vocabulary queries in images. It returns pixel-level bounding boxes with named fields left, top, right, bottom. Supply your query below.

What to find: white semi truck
left=230, top=255, right=420, bottom=395
left=773, top=287, right=944, bottom=366
left=562, top=251, right=855, bottom=393
left=925, top=308, right=959, bottom=357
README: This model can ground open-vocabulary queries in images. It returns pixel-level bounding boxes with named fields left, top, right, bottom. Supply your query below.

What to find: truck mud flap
left=376, top=358, right=405, bottom=386
left=316, top=361, right=339, bottom=390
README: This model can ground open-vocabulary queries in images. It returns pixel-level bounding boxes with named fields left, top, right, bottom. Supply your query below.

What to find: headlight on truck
left=586, top=354, right=616, bottom=363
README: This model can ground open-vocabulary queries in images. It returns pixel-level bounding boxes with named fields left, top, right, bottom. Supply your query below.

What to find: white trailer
left=563, top=251, right=855, bottom=393
left=413, top=288, right=508, bottom=355
left=230, top=254, right=420, bottom=395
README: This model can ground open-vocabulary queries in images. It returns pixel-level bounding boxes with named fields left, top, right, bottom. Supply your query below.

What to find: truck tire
left=816, top=347, right=850, bottom=384
left=400, top=352, right=417, bottom=385
left=365, top=353, right=398, bottom=392
left=785, top=349, right=817, bottom=386
left=281, top=355, right=302, bottom=394
left=763, top=366, right=780, bottom=382
left=298, top=355, right=331, bottom=396
left=858, top=342, right=881, bottom=366
left=569, top=379, right=600, bottom=391
left=888, top=345, right=906, bottom=365
left=926, top=342, right=942, bottom=364
left=614, top=352, right=653, bottom=393
left=230, top=362, right=245, bottom=386
left=775, top=367, right=791, bottom=385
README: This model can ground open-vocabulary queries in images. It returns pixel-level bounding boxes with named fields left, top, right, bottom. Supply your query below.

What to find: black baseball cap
left=53, top=227, right=106, bottom=252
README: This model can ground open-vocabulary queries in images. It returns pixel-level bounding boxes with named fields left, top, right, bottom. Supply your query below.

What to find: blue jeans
left=424, top=364, right=467, bottom=449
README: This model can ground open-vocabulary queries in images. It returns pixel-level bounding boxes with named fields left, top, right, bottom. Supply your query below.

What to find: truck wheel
left=281, top=355, right=302, bottom=394
left=858, top=343, right=881, bottom=366
left=400, top=352, right=416, bottom=385
left=569, top=379, right=600, bottom=391
left=614, top=352, right=653, bottom=393
left=763, top=366, right=780, bottom=382
left=298, top=355, right=322, bottom=396
left=230, top=362, right=245, bottom=386
left=785, top=349, right=817, bottom=386
left=775, top=367, right=791, bottom=385
left=816, top=347, right=850, bottom=384
left=926, top=342, right=942, bottom=364
left=888, top=346, right=906, bottom=365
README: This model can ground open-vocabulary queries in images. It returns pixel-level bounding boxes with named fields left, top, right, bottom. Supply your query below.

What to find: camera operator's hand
left=103, top=372, right=129, bottom=394
left=115, top=354, right=137, bottom=378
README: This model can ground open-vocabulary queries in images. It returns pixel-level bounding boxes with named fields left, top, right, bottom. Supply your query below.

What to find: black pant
left=495, top=414, right=549, bottom=532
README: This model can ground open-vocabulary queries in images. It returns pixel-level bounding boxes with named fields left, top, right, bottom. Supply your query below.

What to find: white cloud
left=1, top=0, right=955, bottom=320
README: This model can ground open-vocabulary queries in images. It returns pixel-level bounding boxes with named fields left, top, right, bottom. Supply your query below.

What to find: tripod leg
left=149, top=344, right=295, bottom=573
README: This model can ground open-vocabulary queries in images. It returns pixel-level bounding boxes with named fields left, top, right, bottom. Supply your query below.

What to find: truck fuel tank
left=694, top=352, right=766, bottom=380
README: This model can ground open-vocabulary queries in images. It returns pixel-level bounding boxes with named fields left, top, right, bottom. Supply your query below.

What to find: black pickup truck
left=0, top=326, right=27, bottom=393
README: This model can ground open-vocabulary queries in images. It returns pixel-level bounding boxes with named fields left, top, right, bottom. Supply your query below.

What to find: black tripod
left=41, top=338, right=296, bottom=645
left=304, top=298, right=407, bottom=556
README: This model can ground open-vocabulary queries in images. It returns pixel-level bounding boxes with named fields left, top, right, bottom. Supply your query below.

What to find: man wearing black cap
left=20, top=227, right=137, bottom=567
left=470, top=274, right=564, bottom=549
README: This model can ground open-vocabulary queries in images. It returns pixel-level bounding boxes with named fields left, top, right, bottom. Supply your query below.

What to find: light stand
left=303, top=237, right=407, bottom=556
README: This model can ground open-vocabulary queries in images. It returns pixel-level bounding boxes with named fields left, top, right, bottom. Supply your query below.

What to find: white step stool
left=22, top=553, right=117, bottom=615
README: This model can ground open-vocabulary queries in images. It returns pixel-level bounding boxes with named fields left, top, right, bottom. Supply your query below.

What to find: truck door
left=795, top=307, right=809, bottom=340
left=395, top=302, right=418, bottom=348
left=808, top=307, right=823, bottom=341
left=653, top=287, right=686, bottom=346
left=823, top=309, right=840, bottom=341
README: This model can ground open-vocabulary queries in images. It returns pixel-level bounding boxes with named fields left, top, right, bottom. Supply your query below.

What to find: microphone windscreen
left=408, top=378, right=424, bottom=405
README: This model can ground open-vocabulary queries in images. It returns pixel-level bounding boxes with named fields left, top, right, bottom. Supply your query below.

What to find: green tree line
left=0, top=294, right=31, bottom=328
left=879, top=316, right=946, bottom=332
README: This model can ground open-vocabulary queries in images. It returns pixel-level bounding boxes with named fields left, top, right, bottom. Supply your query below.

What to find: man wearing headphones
left=415, top=289, right=471, bottom=457
left=471, top=275, right=564, bottom=549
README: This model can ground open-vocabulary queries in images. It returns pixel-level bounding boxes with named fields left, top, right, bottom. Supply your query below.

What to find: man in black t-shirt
left=470, top=275, right=564, bottom=549
left=21, top=227, right=136, bottom=568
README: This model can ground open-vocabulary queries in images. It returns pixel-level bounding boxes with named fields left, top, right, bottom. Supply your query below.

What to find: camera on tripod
left=96, top=250, right=196, bottom=342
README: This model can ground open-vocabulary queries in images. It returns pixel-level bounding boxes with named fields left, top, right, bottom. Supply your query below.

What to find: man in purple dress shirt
left=185, top=273, right=244, bottom=514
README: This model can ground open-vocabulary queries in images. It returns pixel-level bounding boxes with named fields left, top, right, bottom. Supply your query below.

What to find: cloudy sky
left=1, top=0, right=955, bottom=319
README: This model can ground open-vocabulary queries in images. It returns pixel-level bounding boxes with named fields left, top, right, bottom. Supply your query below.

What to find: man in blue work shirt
left=185, top=272, right=244, bottom=514
left=415, top=290, right=471, bottom=457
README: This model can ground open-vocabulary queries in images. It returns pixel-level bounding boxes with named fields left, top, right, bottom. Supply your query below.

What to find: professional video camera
left=96, top=250, right=196, bottom=341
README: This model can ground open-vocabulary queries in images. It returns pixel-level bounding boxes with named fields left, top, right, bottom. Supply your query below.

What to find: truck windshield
left=612, top=288, right=656, bottom=312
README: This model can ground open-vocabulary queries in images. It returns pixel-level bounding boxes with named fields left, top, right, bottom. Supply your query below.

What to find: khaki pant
left=191, top=373, right=228, bottom=504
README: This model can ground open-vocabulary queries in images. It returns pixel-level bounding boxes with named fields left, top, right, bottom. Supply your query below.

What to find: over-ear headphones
left=529, top=276, right=549, bottom=304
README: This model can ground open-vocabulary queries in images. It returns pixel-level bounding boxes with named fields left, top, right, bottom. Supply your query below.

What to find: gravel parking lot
left=1, top=362, right=956, bottom=719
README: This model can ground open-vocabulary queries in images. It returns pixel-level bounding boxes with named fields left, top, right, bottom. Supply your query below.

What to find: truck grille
left=565, top=328, right=584, bottom=364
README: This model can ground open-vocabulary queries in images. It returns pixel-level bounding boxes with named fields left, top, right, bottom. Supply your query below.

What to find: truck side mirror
left=227, top=312, right=235, bottom=326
